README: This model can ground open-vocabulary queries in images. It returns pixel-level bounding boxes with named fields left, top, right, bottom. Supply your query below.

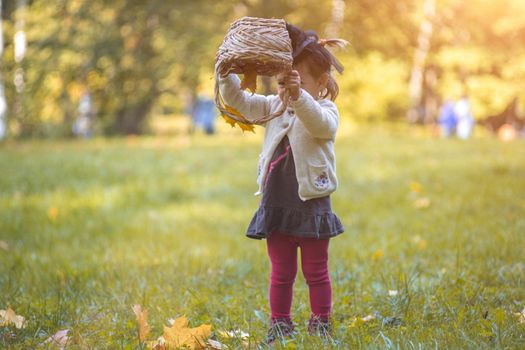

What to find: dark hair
left=286, top=23, right=344, bottom=101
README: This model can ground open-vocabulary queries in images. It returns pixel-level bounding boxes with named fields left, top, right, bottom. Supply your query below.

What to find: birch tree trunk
left=13, top=0, right=27, bottom=133
left=407, top=0, right=435, bottom=124
left=325, top=0, right=346, bottom=38
left=0, top=0, right=7, bottom=139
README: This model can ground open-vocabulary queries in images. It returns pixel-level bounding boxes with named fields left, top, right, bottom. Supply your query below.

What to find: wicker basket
left=215, top=17, right=293, bottom=129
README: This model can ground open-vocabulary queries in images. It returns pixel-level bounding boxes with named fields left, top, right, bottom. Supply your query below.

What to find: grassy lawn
left=1, top=125, right=525, bottom=349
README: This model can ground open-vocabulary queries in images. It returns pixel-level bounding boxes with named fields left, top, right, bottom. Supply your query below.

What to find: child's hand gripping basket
left=215, top=17, right=293, bottom=131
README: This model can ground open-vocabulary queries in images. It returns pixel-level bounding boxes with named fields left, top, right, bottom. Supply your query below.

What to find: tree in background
left=0, top=0, right=6, bottom=139
left=0, top=0, right=524, bottom=137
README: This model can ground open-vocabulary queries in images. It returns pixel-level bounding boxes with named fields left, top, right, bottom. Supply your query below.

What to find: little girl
left=218, top=23, right=345, bottom=344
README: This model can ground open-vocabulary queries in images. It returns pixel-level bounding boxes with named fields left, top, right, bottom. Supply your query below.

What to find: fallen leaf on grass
left=414, top=197, right=431, bottom=209
left=515, top=307, right=525, bottom=324
left=0, top=240, right=8, bottom=251
left=162, top=316, right=211, bottom=350
left=409, top=181, right=423, bottom=193
left=411, top=235, right=428, bottom=250
left=133, top=305, right=212, bottom=350
left=349, top=315, right=375, bottom=328
left=132, top=304, right=150, bottom=341
left=372, top=249, right=383, bottom=261
left=208, top=339, right=229, bottom=349
left=48, top=206, right=59, bottom=221
left=218, top=329, right=249, bottom=339
left=0, top=307, right=26, bottom=329
left=43, top=329, right=69, bottom=349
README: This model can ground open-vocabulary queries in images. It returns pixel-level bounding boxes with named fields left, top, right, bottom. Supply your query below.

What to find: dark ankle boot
left=262, top=317, right=295, bottom=346
left=307, top=315, right=333, bottom=339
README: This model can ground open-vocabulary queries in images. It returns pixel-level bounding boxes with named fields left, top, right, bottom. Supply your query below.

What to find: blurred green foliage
left=1, top=0, right=524, bottom=137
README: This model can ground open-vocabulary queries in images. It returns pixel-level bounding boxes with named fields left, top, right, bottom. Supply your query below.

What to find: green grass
left=1, top=125, right=525, bottom=349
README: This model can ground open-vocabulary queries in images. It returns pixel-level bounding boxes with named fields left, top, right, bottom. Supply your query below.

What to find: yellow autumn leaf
left=0, top=307, right=26, bottom=329
left=161, top=316, right=212, bottom=350
left=409, top=181, right=423, bottom=193
left=145, top=336, right=166, bottom=350
left=222, top=114, right=237, bottom=128
left=132, top=304, right=150, bottom=342
left=411, top=235, right=428, bottom=250
left=223, top=104, right=244, bottom=118
left=372, top=249, right=383, bottom=261
left=237, top=122, right=255, bottom=133
left=240, top=65, right=257, bottom=93
left=48, top=207, right=58, bottom=221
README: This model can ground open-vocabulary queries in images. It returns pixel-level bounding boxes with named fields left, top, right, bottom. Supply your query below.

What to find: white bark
left=407, top=0, right=435, bottom=123
left=0, top=0, right=7, bottom=139
left=12, top=0, right=27, bottom=129
left=325, top=0, right=346, bottom=38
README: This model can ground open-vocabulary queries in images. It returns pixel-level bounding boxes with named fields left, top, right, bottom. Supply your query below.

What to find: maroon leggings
left=266, top=231, right=331, bottom=320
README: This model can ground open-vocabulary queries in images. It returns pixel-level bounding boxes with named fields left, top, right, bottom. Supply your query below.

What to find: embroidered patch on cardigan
left=314, top=172, right=330, bottom=190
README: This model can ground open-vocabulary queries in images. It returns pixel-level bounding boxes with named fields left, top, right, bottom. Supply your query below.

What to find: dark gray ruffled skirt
left=246, top=136, right=344, bottom=240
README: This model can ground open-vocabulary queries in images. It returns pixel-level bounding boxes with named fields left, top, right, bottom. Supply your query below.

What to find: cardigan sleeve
left=218, top=74, right=278, bottom=123
left=289, top=89, right=339, bottom=140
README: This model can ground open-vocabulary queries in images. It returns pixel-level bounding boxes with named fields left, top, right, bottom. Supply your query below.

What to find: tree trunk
left=325, top=0, right=346, bottom=38
left=113, top=99, right=155, bottom=135
left=407, top=0, right=435, bottom=124
left=13, top=0, right=27, bottom=134
left=0, top=0, right=7, bottom=139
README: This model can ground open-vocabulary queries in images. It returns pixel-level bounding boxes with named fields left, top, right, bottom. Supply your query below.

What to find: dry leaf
left=237, top=122, right=255, bottom=133
left=372, top=249, right=383, bottom=261
left=48, top=207, right=58, bottom=221
left=349, top=314, right=375, bottom=328
left=161, top=316, right=212, bottom=350
left=0, top=307, right=26, bottom=329
left=218, top=329, right=249, bottom=339
left=43, top=329, right=69, bottom=349
left=388, top=290, right=398, bottom=296
left=223, top=105, right=244, bottom=118
left=0, top=240, right=8, bottom=251
left=132, top=304, right=150, bottom=341
left=414, top=197, right=431, bottom=209
left=208, top=339, right=228, bottom=349
left=240, top=65, right=257, bottom=93
left=515, top=307, right=525, bottom=324
left=145, top=336, right=166, bottom=350
left=411, top=235, right=428, bottom=250
left=361, top=315, right=375, bottom=322
left=222, top=115, right=237, bottom=128
left=409, top=181, right=423, bottom=193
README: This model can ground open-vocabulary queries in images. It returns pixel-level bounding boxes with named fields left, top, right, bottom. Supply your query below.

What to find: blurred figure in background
left=455, top=95, right=475, bottom=139
left=190, top=94, right=217, bottom=135
left=72, top=89, right=94, bottom=138
left=438, top=99, right=457, bottom=138
left=480, top=97, right=525, bottom=141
